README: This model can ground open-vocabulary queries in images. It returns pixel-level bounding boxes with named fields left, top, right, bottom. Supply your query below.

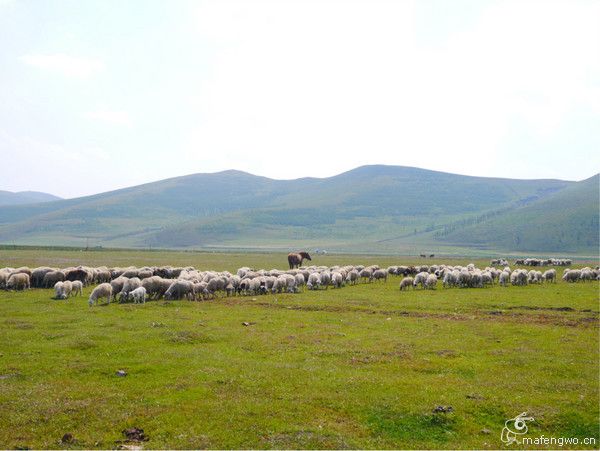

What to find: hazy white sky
left=0, top=0, right=598, bottom=198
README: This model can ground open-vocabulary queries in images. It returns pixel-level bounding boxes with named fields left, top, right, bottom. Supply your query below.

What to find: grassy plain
left=0, top=249, right=598, bottom=449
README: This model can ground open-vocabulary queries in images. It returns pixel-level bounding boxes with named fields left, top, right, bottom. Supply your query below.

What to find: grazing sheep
left=249, top=278, right=263, bottom=295
left=271, top=276, right=286, bottom=294
left=580, top=268, right=594, bottom=282
left=346, top=269, right=359, bottom=285
left=71, top=280, right=83, bottom=296
left=470, top=272, right=483, bottom=288
left=94, top=269, right=112, bottom=283
left=307, top=272, right=321, bottom=290
left=127, top=286, right=147, bottom=304
left=372, top=269, right=388, bottom=282
left=481, top=272, right=494, bottom=287
left=527, top=270, right=542, bottom=284
left=282, top=274, right=297, bottom=293
left=12, top=267, right=32, bottom=277
left=206, top=277, right=227, bottom=297
left=399, top=277, right=414, bottom=291
left=294, top=273, right=306, bottom=291
left=88, top=283, right=112, bottom=306
left=442, top=271, right=457, bottom=288
left=164, top=280, right=194, bottom=300
left=542, top=269, right=556, bottom=283
left=54, top=281, right=64, bottom=299
left=6, top=273, right=30, bottom=290
left=359, top=268, right=373, bottom=283
left=499, top=271, right=510, bottom=287
left=239, top=278, right=251, bottom=295
left=119, top=277, right=142, bottom=302
left=562, top=269, right=581, bottom=283
left=110, top=276, right=128, bottom=297
left=138, top=269, right=153, bottom=280
left=413, top=272, right=428, bottom=289
left=319, top=272, right=331, bottom=289
left=43, top=270, right=65, bottom=288
left=122, top=268, right=140, bottom=278
left=331, top=272, right=344, bottom=288
left=56, top=280, right=73, bottom=299
left=510, top=269, right=528, bottom=286
left=193, top=281, right=209, bottom=300
left=457, top=270, right=471, bottom=288
left=31, top=267, right=55, bottom=288
left=0, top=271, right=9, bottom=289
left=425, top=274, right=438, bottom=289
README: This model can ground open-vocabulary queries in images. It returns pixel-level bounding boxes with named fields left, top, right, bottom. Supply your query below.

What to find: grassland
left=0, top=250, right=598, bottom=449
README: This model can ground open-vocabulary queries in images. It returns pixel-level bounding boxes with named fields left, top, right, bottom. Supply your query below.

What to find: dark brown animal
left=288, top=252, right=311, bottom=269
left=65, top=268, right=90, bottom=286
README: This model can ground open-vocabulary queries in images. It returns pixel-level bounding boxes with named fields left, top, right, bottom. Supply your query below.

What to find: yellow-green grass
left=0, top=251, right=598, bottom=449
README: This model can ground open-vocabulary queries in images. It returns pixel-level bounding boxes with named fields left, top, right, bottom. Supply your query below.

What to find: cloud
left=20, top=53, right=105, bottom=78
left=84, top=110, right=132, bottom=127
left=183, top=0, right=600, bottom=180
left=0, top=129, right=116, bottom=197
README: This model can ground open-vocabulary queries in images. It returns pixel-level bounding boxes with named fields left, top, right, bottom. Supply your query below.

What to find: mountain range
left=0, top=165, right=597, bottom=255
left=0, top=190, right=61, bottom=207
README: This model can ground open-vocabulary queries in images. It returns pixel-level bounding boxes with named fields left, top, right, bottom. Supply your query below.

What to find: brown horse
left=288, top=251, right=311, bottom=269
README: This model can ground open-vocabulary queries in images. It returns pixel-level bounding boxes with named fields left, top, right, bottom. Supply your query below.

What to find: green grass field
left=0, top=250, right=598, bottom=449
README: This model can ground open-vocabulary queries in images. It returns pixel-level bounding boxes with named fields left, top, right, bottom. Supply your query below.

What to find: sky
left=0, top=0, right=598, bottom=198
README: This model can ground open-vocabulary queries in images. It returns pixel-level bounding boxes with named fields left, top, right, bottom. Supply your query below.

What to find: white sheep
left=71, top=280, right=83, bottom=296
left=119, top=277, right=142, bottom=302
left=330, top=272, right=344, bottom=288
left=359, top=268, right=373, bottom=283
left=307, top=272, right=321, bottom=290
left=542, top=269, right=556, bottom=283
left=346, top=269, right=359, bottom=285
left=499, top=271, right=510, bottom=287
left=54, top=281, right=64, bottom=299
left=128, top=286, right=147, bottom=304
left=425, top=274, right=438, bottom=289
left=399, top=277, right=414, bottom=291
left=413, top=272, right=428, bottom=289
left=89, top=283, right=113, bottom=306
left=372, top=269, right=388, bottom=282
left=562, top=269, right=578, bottom=282
left=510, top=269, right=528, bottom=286
left=6, top=273, right=30, bottom=290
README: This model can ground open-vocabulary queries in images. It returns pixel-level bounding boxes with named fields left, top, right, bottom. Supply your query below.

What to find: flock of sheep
left=0, top=260, right=598, bottom=306
left=492, top=258, right=573, bottom=267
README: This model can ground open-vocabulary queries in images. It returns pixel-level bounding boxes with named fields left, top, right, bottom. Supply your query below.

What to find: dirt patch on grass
left=436, top=349, right=460, bottom=358
left=506, top=305, right=576, bottom=312
left=68, top=337, right=97, bottom=350
left=4, top=319, right=34, bottom=329
left=254, top=302, right=598, bottom=328
left=266, top=430, right=353, bottom=449
left=165, top=330, right=215, bottom=344
left=366, top=406, right=458, bottom=443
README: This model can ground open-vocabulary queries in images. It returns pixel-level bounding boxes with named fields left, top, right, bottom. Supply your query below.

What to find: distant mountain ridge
left=0, top=190, right=61, bottom=207
left=0, top=165, right=596, bottom=254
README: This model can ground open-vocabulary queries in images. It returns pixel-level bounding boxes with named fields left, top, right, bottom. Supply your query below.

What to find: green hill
left=0, top=190, right=61, bottom=207
left=432, top=175, right=599, bottom=253
left=0, top=165, right=593, bottom=254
